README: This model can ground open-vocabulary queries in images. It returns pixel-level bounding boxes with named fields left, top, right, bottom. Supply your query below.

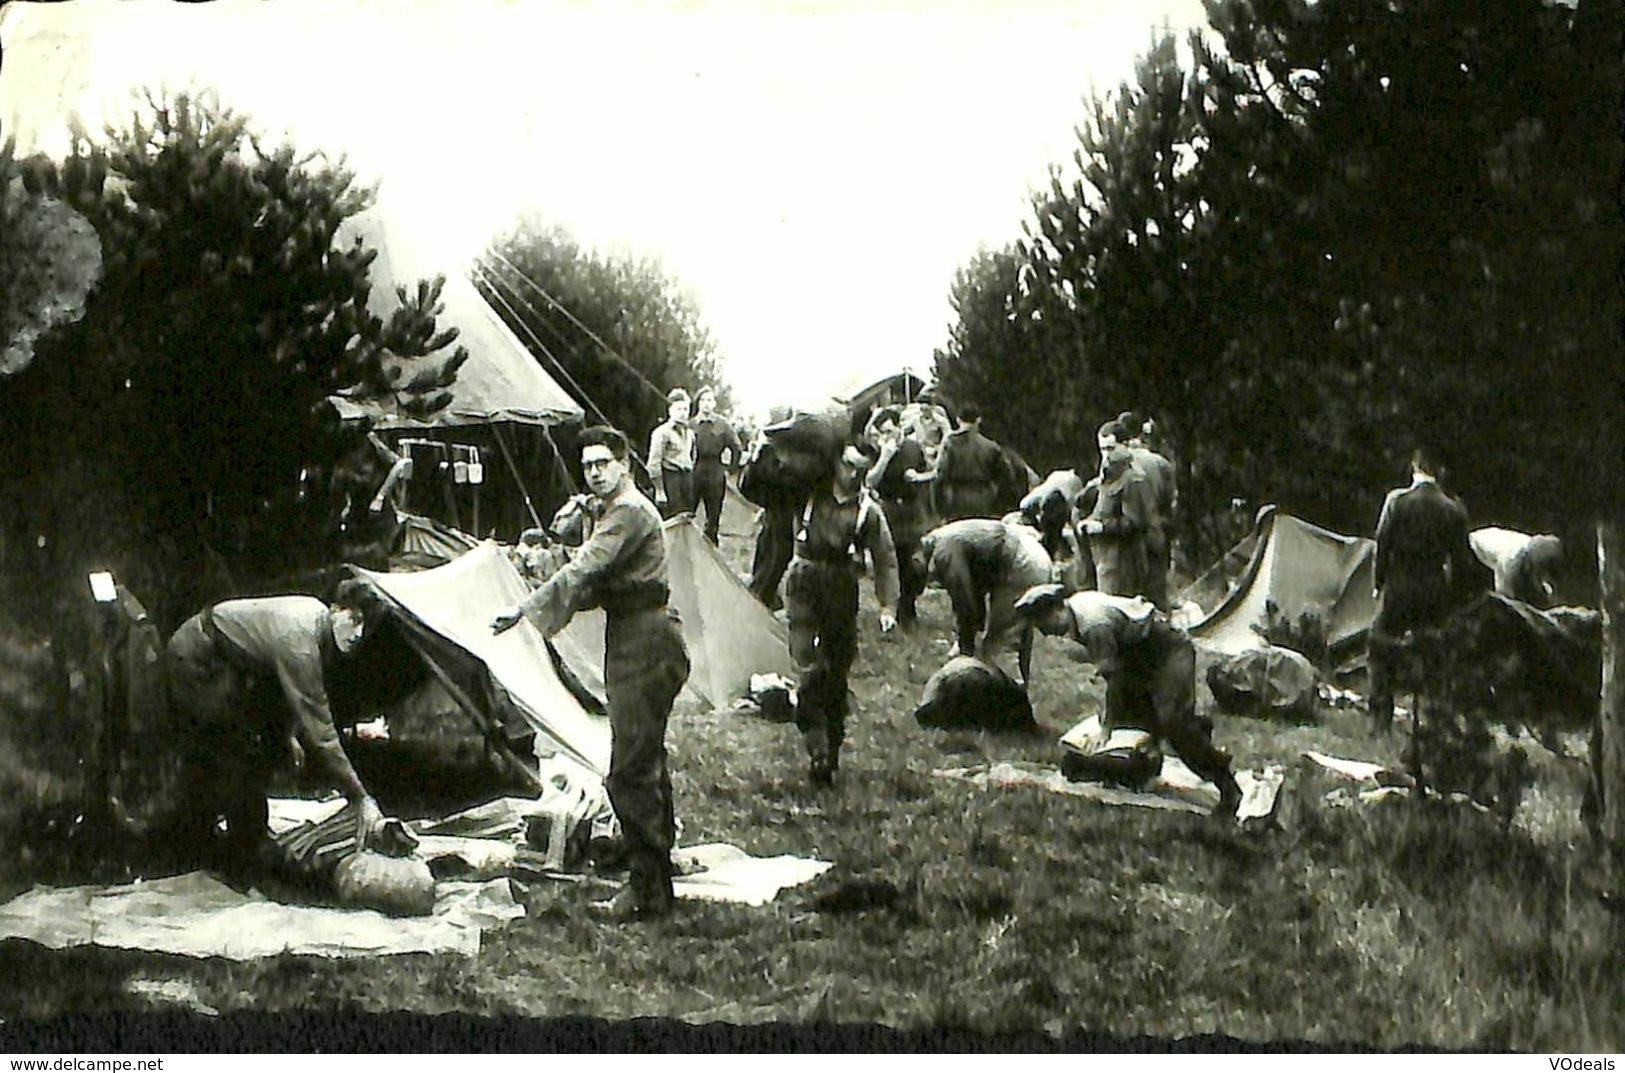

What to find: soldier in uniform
left=493, top=425, right=691, bottom=920
left=933, top=406, right=1006, bottom=521
left=165, top=580, right=396, bottom=867
left=690, top=387, right=742, bottom=544
left=1368, top=448, right=1480, bottom=728
left=865, top=406, right=932, bottom=628
left=1016, top=584, right=1243, bottom=817
left=1082, top=444, right=1157, bottom=600
left=647, top=388, right=697, bottom=518
left=784, top=445, right=900, bottom=786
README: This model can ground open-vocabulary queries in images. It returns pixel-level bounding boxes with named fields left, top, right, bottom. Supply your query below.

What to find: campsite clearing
left=0, top=531, right=1618, bottom=1049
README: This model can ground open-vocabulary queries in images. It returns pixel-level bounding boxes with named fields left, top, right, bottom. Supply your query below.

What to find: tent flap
left=1181, top=506, right=1377, bottom=657
left=355, top=543, right=611, bottom=777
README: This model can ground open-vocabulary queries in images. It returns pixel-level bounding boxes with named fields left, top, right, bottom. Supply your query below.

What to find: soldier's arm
left=863, top=499, right=901, bottom=612
left=274, top=652, right=369, bottom=803
left=866, top=441, right=902, bottom=491
left=647, top=426, right=670, bottom=497
left=1093, top=485, right=1149, bottom=536
left=1076, top=621, right=1121, bottom=677
left=514, top=500, right=644, bottom=637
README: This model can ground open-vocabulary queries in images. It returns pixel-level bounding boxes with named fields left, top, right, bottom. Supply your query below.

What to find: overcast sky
left=0, top=0, right=1208, bottom=418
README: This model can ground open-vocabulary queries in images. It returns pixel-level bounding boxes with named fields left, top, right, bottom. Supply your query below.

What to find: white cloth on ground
left=0, top=872, right=521, bottom=960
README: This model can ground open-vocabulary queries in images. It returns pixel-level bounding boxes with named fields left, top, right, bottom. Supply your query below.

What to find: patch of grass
left=0, top=530, right=1620, bottom=1048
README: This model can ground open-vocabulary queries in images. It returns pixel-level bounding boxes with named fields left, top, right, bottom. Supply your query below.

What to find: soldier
left=865, top=406, right=932, bottom=628
left=918, top=517, right=1054, bottom=688
left=647, top=388, right=697, bottom=519
left=1121, top=418, right=1178, bottom=610
left=164, top=579, right=396, bottom=868
left=785, top=445, right=900, bottom=786
left=691, top=387, right=742, bottom=544
left=933, top=406, right=1006, bottom=521
left=1016, top=584, right=1243, bottom=816
left=1368, top=448, right=1481, bottom=728
left=492, top=425, right=691, bottom=920
left=1082, top=442, right=1157, bottom=601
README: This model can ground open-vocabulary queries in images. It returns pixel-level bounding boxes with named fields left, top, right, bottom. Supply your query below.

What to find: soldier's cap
left=1014, top=583, right=1066, bottom=615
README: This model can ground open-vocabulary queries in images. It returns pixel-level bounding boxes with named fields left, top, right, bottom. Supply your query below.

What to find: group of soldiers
left=145, top=387, right=1569, bottom=924
left=732, top=398, right=1244, bottom=816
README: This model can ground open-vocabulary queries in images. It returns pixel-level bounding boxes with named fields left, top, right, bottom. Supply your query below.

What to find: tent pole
left=492, top=422, right=544, bottom=531
left=415, top=652, right=546, bottom=794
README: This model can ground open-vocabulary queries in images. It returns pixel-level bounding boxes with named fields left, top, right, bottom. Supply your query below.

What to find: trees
left=475, top=217, right=729, bottom=457
left=934, top=0, right=1620, bottom=564
left=0, top=89, right=467, bottom=633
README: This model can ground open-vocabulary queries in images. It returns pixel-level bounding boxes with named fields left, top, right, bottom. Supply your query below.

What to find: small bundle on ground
left=274, top=801, right=434, bottom=916
left=1205, top=644, right=1321, bottom=723
left=913, top=656, right=1036, bottom=733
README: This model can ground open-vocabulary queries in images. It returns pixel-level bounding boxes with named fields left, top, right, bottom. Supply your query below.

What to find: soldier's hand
left=655, top=489, right=668, bottom=506
left=878, top=610, right=898, bottom=634
left=491, top=607, right=524, bottom=634
left=354, top=795, right=386, bottom=850
left=1082, top=519, right=1104, bottom=536
left=288, top=736, right=306, bottom=772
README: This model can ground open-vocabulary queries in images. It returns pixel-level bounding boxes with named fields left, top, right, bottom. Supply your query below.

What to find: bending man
left=165, top=579, right=394, bottom=868
left=1015, top=584, right=1242, bottom=816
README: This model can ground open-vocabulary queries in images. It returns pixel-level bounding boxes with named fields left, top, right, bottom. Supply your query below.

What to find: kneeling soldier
left=1015, top=584, right=1242, bottom=816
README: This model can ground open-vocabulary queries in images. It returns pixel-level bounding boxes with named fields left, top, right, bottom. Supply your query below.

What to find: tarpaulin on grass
left=0, top=872, right=523, bottom=961
left=934, top=757, right=1284, bottom=821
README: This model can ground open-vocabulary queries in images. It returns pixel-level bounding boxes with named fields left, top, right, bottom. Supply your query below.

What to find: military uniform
left=691, top=414, right=742, bottom=544
left=785, top=486, right=898, bottom=783
left=1088, top=460, right=1157, bottom=599
left=866, top=436, right=931, bottom=625
left=935, top=425, right=1005, bottom=521
left=166, top=596, right=369, bottom=861
left=1058, top=591, right=1241, bottom=813
left=1368, top=475, right=1479, bottom=725
left=647, top=418, right=697, bottom=518
left=920, top=517, right=1053, bottom=685
left=518, top=484, right=691, bottom=912
left=1127, top=446, right=1177, bottom=610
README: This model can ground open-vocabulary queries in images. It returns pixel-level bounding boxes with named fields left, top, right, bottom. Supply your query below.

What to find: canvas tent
left=327, top=209, right=585, bottom=539
left=552, top=515, right=794, bottom=709
left=834, top=370, right=930, bottom=432
left=354, top=543, right=611, bottom=780
left=327, top=211, right=582, bottom=428
left=1179, top=506, right=1377, bottom=658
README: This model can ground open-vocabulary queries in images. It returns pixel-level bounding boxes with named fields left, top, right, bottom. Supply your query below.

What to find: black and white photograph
left=0, top=0, right=1619, bottom=1054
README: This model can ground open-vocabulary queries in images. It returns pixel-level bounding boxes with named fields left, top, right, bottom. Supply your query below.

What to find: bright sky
left=0, top=0, right=1207, bottom=418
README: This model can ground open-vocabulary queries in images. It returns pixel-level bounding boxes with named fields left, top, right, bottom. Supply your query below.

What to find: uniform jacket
left=519, top=484, right=668, bottom=637
left=1373, top=477, right=1476, bottom=599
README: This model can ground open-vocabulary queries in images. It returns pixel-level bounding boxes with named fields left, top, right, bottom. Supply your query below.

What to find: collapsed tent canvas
left=553, top=515, right=794, bottom=709
left=354, top=543, right=611, bottom=778
left=1180, top=506, right=1376, bottom=657
left=394, top=510, right=481, bottom=569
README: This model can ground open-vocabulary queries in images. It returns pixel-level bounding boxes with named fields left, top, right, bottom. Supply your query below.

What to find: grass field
left=0, top=527, right=1620, bottom=1050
